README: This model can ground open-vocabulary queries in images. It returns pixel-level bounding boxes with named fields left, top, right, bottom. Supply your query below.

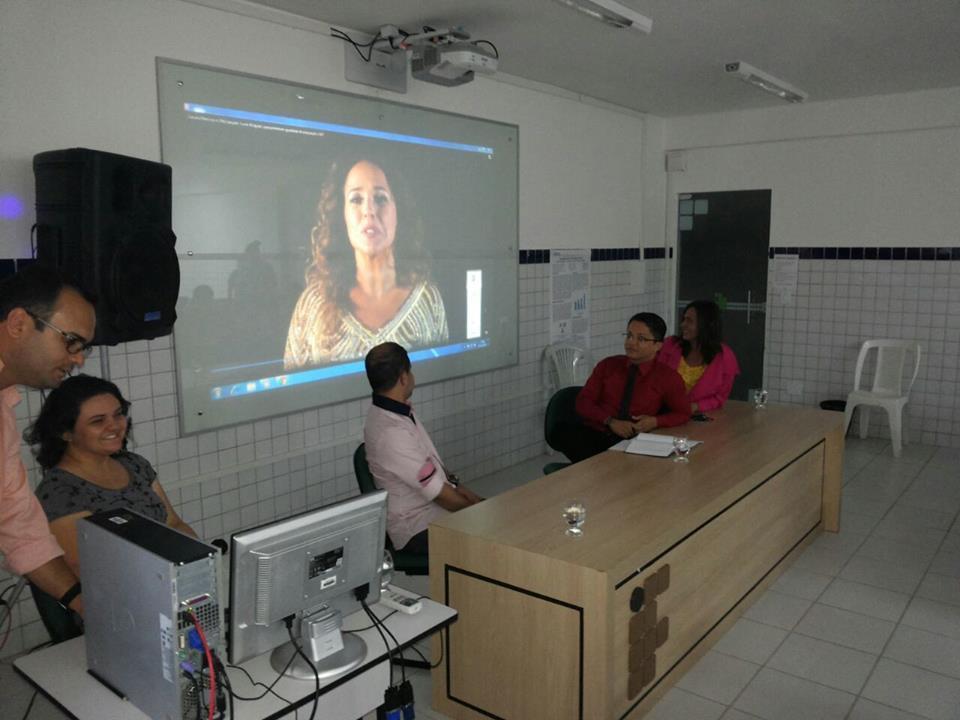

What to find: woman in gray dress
left=27, top=374, right=195, bottom=577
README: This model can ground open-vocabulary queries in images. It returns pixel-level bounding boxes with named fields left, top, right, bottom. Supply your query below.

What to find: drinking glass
left=672, top=436, right=691, bottom=462
left=752, top=388, right=769, bottom=409
left=562, top=500, right=586, bottom=537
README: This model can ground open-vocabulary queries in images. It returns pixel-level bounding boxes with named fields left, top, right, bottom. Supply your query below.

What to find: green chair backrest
left=353, top=443, right=379, bottom=495
left=352, top=442, right=429, bottom=575
left=30, top=582, right=83, bottom=644
left=544, top=385, right=583, bottom=452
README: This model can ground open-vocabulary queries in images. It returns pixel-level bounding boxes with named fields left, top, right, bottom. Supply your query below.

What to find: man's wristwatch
left=58, top=581, right=82, bottom=611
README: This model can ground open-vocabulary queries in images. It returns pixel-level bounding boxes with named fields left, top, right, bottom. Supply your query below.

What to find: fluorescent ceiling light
left=724, top=61, right=808, bottom=103
left=553, top=0, right=653, bottom=33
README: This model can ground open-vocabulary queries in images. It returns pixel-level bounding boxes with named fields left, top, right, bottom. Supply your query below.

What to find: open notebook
left=609, top=433, right=703, bottom=458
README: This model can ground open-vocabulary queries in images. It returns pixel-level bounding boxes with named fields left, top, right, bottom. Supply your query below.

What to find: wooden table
left=429, top=401, right=843, bottom=720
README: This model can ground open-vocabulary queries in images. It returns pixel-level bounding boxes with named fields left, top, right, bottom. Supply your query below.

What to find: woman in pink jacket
left=658, top=300, right=740, bottom=414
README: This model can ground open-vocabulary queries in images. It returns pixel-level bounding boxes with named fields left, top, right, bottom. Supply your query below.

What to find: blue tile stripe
left=769, top=247, right=960, bottom=260
left=518, top=248, right=660, bottom=264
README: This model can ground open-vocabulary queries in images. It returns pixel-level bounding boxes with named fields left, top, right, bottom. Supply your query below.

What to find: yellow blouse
left=677, top=356, right=706, bottom=392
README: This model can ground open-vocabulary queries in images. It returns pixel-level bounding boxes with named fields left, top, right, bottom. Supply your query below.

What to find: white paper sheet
left=609, top=433, right=703, bottom=457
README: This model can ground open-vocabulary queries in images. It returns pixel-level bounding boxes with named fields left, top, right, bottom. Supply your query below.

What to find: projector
left=411, top=42, right=498, bottom=87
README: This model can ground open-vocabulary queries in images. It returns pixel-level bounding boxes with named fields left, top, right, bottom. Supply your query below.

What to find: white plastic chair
left=843, top=340, right=921, bottom=457
left=543, top=344, right=592, bottom=394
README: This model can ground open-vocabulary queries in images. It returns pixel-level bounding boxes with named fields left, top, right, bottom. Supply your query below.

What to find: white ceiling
left=230, top=0, right=960, bottom=116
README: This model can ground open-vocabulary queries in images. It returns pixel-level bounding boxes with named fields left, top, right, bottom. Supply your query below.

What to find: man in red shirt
left=556, top=312, right=690, bottom=463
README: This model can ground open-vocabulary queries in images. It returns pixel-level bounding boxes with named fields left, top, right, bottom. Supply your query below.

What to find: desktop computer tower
left=78, top=509, right=225, bottom=720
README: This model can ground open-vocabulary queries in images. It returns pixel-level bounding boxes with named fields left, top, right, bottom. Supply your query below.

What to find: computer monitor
left=229, top=490, right=387, bottom=680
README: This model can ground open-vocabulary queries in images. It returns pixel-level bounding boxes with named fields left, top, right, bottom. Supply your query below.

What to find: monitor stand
left=270, top=633, right=366, bottom=681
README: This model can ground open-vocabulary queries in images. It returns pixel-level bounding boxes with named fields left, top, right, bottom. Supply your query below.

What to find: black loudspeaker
left=34, top=148, right=180, bottom=346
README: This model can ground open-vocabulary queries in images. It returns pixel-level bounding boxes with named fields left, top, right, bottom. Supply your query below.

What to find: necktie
left=617, top=365, right=639, bottom=420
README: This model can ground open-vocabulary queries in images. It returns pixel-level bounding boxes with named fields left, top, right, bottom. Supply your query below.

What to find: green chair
left=543, top=385, right=583, bottom=475
left=30, top=582, right=84, bottom=644
left=353, top=443, right=428, bottom=576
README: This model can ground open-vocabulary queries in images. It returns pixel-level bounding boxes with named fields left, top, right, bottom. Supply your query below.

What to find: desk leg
left=822, top=425, right=844, bottom=532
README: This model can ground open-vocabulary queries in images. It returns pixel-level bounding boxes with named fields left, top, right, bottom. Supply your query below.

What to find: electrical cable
left=401, top=594, right=445, bottom=667
left=20, top=689, right=38, bottom=720
left=185, top=611, right=216, bottom=720
left=329, top=28, right=382, bottom=62
left=26, top=639, right=53, bottom=654
left=224, top=661, right=296, bottom=706
left=361, top=599, right=403, bottom=684
left=285, top=621, right=320, bottom=720
left=0, top=600, right=13, bottom=651
left=212, top=653, right=234, bottom=720
left=0, top=581, right=18, bottom=649
left=366, top=603, right=406, bottom=680
left=360, top=600, right=394, bottom=688
left=472, top=39, right=499, bottom=58
left=342, top=607, right=398, bottom=631
left=183, top=671, right=202, bottom=720
left=405, top=633, right=444, bottom=669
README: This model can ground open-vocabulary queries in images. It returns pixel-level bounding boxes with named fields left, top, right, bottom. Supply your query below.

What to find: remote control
left=380, top=586, right=422, bottom=615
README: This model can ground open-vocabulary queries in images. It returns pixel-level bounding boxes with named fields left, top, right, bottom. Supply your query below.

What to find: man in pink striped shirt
left=0, top=266, right=95, bottom=615
left=363, top=342, right=482, bottom=554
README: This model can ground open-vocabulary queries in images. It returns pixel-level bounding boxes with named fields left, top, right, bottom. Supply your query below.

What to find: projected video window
left=157, top=61, right=519, bottom=434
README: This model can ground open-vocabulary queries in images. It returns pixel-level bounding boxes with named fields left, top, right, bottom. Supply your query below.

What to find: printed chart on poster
left=550, top=249, right=591, bottom=348
left=770, top=254, right=799, bottom=305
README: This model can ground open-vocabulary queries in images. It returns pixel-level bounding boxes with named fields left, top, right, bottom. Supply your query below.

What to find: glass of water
left=752, top=389, right=769, bottom=409
left=672, top=436, right=691, bottom=462
left=562, top=500, right=586, bottom=537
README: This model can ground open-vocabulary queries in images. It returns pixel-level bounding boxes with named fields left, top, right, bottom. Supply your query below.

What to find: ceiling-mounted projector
left=411, top=42, right=498, bottom=87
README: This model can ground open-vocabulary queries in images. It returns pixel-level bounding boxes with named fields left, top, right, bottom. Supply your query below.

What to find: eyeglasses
left=26, top=311, right=94, bottom=357
left=622, top=332, right=660, bottom=343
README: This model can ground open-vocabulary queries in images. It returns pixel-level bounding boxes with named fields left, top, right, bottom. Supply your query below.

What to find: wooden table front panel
left=611, top=442, right=825, bottom=716
left=444, top=568, right=584, bottom=719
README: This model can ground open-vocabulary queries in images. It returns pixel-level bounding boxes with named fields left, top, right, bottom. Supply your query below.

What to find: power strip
left=380, top=585, right=423, bottom=615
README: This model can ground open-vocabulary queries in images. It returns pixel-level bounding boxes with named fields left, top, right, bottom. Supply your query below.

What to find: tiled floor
left=4, top=440, right=959, bottom=720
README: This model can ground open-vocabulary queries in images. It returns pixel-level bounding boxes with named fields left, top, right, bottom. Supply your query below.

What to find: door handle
left=746, top=291, right=752, bottom=325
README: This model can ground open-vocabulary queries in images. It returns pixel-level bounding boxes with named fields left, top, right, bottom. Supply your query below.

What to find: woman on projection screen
left=284, top=157, right=448, bottom=369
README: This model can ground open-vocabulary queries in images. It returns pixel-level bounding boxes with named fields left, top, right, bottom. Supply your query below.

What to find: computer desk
left=429, top=400, right=844, bottom=720
left=14, top=590, right=455, bottom=720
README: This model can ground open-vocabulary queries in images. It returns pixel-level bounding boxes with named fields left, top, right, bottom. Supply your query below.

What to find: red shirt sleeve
left=575, top=357, right=617, bottom=427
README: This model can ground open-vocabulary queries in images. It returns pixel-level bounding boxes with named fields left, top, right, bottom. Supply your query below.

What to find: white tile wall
left=0, top=254, right=665, bottom=657
left=764, top=257, right=960, bottom=448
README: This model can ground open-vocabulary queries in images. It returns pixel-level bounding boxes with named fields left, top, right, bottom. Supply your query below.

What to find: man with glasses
left=555, top=312, right=690, bottom=463
left=0, top=265, right=96, bottom=615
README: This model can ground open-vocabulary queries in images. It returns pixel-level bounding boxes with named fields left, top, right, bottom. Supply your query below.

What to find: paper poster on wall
left=770, top=255, right=799, bottom=305
left=550, top=249, right=591, bottom=348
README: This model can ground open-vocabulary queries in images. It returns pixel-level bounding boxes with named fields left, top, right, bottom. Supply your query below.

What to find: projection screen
left=157, top=60, right=519, bottom=434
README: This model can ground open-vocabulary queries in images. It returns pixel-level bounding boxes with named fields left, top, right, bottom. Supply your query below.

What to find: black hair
left=364, top=342, right=411, bottom=394
left=25, top=374, right=131, bottom=469
left=677, top=300, right=723, bottom=365
left=0, top=264, right=92, bottom=325
left=628, top=312, right=667, bottom=342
